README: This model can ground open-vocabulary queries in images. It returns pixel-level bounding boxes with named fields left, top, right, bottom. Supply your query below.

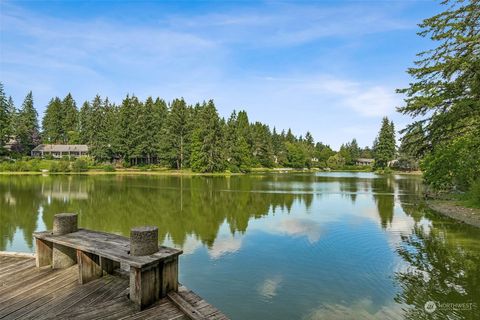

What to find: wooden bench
left=33, top=228, right=182, bottom=310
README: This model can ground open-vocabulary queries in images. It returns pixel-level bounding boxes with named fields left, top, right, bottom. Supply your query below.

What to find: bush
left=422, top=132, right=480, bottom=191
left=72, top=158, right=88, bottom=172
left=49, top=161, right=71, bottom=172
left=103, top=165, right=116, bottom=172
left=467, top=180, right=480, bottom=207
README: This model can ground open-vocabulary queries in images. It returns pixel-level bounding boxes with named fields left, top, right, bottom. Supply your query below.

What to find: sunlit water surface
left=1, top=173, right=479, bottom=319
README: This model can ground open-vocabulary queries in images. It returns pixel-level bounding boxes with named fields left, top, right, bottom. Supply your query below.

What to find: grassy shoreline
left=427, top=199, right=480, bottom=228
left=0, top=167, right=421, bottom=176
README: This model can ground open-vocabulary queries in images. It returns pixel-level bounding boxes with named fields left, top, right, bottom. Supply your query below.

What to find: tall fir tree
left=373, top=117, right=396, bottom=168
left=62, top=93, right=78, bottom=143
left=42, top=97, right=64, bottom=143
left=78, top=101, right=92, bottom=144
left=16, top=91, right=40, bottom=155
left=163, top=98, right=192, bottom=169
left=190, top=100, right=225, bottom=172
left=0, top=83, right=10, bottom=153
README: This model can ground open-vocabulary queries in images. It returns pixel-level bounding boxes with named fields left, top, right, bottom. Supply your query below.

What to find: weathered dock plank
left=0, top=254, right=229, bottom=320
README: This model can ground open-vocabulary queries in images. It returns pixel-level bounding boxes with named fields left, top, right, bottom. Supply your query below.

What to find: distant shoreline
left=0, top=168, right=421, bottom=176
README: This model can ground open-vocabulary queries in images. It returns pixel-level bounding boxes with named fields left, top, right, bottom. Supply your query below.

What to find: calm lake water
left=1, top=172, right=479, bottom=319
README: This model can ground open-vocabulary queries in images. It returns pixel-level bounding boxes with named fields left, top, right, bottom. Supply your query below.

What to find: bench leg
left=160, top=256, right=179, bottom=297
left=129, top=265, right=160, bottom=310
left=77, top=250, right=103, bottom=284
left=52, top=243, right=77, bottom=269
left=129, top=257, right=179, bottom=310
left=35, top=238, right=53, bottom=267
left=100, top=257, right=120, bottom=274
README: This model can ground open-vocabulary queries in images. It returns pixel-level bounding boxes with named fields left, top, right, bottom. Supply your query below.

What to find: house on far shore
left=31, top=144, right=89, bottom=158
left=355, top=158, right=375, bottom=166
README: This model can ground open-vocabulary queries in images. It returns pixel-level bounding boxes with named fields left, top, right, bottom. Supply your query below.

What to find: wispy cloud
left=0, top=0, right=421, bottom=148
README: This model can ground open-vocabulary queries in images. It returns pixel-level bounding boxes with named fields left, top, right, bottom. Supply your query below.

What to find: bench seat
left=33, top=229, right=181, bottom=269
left=33, top=228, right=182, bottom=309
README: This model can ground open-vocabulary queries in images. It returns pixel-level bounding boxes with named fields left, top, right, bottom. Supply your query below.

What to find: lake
left=1, top=172, right=479, bottom=319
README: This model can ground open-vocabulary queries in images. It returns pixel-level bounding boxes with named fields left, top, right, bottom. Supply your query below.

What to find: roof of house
left=356, top=158, right=375, bottom=163
left=32, top=144, right=89, bottom=152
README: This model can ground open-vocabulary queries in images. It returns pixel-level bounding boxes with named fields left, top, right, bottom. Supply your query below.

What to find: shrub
left=103, top=165, right=116, bottom=172
left=72, top=158, right=88, bottom=172
left=467, top=180, right=480, bottom=207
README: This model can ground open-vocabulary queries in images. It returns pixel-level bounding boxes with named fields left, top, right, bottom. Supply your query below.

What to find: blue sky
left=0, top=0, right=440, bottom=149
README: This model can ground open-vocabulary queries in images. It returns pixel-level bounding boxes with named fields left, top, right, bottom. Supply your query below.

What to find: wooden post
left=35, top=238, right=53, bottom=267
left=129, top=226, right=161, bottom=310
left=160, top=256, right=179, bottom=297
left=129, top=265, right=160, bottom=310
left=77, top=250, right=102, bottom=284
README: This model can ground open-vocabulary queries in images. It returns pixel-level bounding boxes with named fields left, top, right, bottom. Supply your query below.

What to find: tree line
left=0, top=84, right=398, bottom=172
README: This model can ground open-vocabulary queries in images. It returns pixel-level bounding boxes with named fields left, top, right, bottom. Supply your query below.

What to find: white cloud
left=258, top=275, right=283, bottom=299
left=208, top=234, right=242, bottom=259
left=274, top=218, right=323, bottom=243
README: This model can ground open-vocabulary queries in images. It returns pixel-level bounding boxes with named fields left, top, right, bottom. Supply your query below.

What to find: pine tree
left=42, top=97, right=64, bottom=143
left=16, top=91, right=40, bottom=154
left=78, top=101, right=92, bottom=144
left=163, top=98, right=192, bottom=169
left=251, top=122, right=274, bottom=167
left=88, top=95, right=110, bottom=162
left=397, top=0, right=480, bottom=152
left=373, top=117, right=396, bottom=168
left=190, top=100, right=225, bottom=172
left=153, top=98, right=168, bottom=161
left=0, top=83, right=10, bottom=153
left=62, top=93, right=78, bottom=143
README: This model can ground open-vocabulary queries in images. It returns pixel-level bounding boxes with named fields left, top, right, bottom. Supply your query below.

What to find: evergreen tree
left=225, top=110, right=253, bottom=171
left=16, top=91, right=40, bottom=154
left=152, top=98, right=168, bottom=160
left=314, top=142, right=335, bottom=168
left=42, top=97, right=63, bottom=143
left=163, top=98, right=192, bottom=169
left=78, top=101, right=92, bottom=144
left=251, top=122, right=274, bottom=167
left=373, top=117, right=396, bottom=168
left=397, top=0, right=479, bottom=190
left=0, top=83, right=10, bottom=153
left=62, top=93, right=78, bottom=143
left=190, top=100, right=225, bottom=172
left=88, top=95, right=110, bottom=162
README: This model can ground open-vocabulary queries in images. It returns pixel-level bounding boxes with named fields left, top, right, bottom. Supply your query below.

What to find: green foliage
left=466, top=180, right=480, bottom=207
left=190, top=101, right=225, bottom=173
left=72, top=158, right=88, bottom=172
left=15, top=92, right=40, bottom=155
left=373, top=117, right=396, bottom=169
left=421, top=131, right=480, bottom=191
left=2, top=84, right=388, bottom=174
left=285, top=142, right=307, bottom=168
left=49, top=160, right=70, bottom=172
left=327, top=154, right=345, bottom=169
left=0, top=83, right=11, bottom=154
left=339, top=139, right=360, bottom=165
left=103, top=164, right=116, bottom=172
left=397, top=0, right=480, bottom=192
left=162, top=98, right=193, bottom=169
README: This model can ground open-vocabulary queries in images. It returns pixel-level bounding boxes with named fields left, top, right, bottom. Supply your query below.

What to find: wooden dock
left=0, top=253, right=229, bottom=320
